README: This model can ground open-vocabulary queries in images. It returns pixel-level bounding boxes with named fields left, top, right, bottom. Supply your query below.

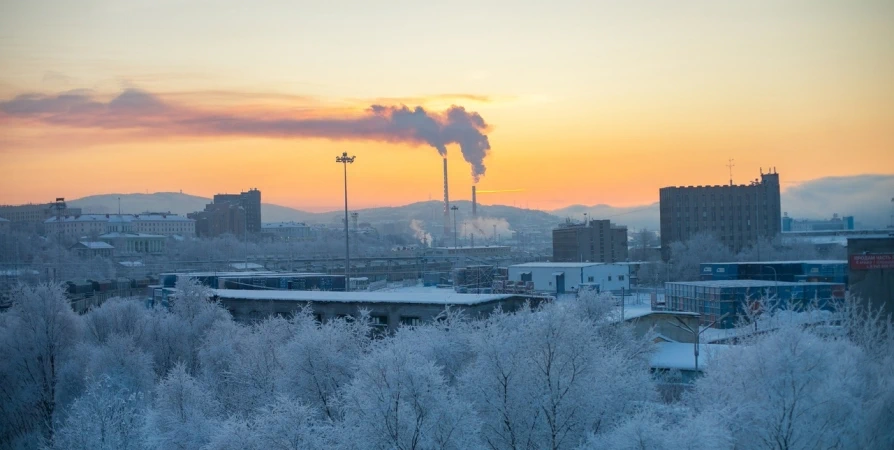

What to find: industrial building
left=660, top=280, right=845, bottom=328
left=204, top=289, right=550, bottom=329
left=552, top=219, right=628, bottom=263
left=428, top=245, right=512, bottom=258
left=508, top=262, right=630, bottom=294
left=159, top=271, right=347, bottom=291
left=699, top=260, right=847, bottom=284
left=782, top=213, right=854, bottom=232
left=659, top=169, right=781, bottom=257
left=847, top=236, right=894, bottom=313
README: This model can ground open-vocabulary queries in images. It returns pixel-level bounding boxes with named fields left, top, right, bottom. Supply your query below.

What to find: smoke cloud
left=0, top=89, right=492, bottom=180
left=459, top=217, right=512, bottom=241
left=409, top=219, right=433, bottom=246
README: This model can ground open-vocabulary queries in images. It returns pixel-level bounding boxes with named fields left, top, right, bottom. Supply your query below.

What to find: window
left=587, top=276, right=594, bottom=282
left=608, top=276, right=613, bottom=281
left=400, top=316, right=422, bottom=327
left=619, top=275, right=625, bottom=281
left=370, top=315, right=388, bottom=327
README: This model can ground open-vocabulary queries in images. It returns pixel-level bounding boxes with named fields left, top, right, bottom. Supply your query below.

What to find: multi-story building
left=44, top=213, right=195, bottom=238
left=552, top=219, right=628, bottom=263
left=782, top=213, right=854, bottom=232
left=191, top=188, right=261, bottom=237
left=189, top=203, right=247, bottom=238
left=0, top=217, right=10, bottom=234
left=212, top=188, right=261, bottom=233
left=0, top=198, right=81, bottom=231
left=261, top=222, right=313, bottom=240
left=659, top=170, right=781, bottom=257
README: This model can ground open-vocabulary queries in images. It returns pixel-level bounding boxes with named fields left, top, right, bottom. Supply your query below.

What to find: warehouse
left=507, top=262, right=630, bottom=294
left=661, top=280, right=845, bottom=329
left=209, top=289, right=550, bottom=330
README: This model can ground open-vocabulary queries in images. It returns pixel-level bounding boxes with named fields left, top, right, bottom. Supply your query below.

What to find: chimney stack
left=443, top=158, right=451, bottom=235
left=472, top=186, right=477, bottom=216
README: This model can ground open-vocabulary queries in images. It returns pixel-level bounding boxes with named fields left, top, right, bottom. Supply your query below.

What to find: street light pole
left=336, top=152, right=356, bottom=292
left=451, top=205, right=459, bottom=249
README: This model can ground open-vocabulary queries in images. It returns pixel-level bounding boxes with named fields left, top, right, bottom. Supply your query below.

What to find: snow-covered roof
left=211, top=288, right=525, bottom=305
left=44, top=214, right=110, bottom=223
left=262, top=222, right=309, bottom=228
left=666, top=280, right=844, bottom=288
left=229, top=262, right=264, bottom=270
left=650, top=342, right=733, bottom=371
left=99, top=232, right=165, bottom=238
left=133, top=213, right=193, bottom=222
left=76, top=241, right=114, bottom=249
left=702, top=260, right=846, bottom=265
left=0, top=217, right=9, bottom=222
left=511, top=262, right=606, bottom=269
left=118, top=261, right=144, bottom=267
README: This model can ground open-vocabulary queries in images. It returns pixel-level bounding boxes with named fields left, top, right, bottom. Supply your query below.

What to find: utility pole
left=336, top=152, right=356, bottom=291
left=726, top=159, right=735, bottom=186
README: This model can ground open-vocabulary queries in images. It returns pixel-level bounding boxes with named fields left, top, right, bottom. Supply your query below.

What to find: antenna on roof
left=726, top=158, right=735, bottom=186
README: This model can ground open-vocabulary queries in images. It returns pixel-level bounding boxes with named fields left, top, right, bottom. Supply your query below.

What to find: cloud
left=0, top=88, right=493, bottom=180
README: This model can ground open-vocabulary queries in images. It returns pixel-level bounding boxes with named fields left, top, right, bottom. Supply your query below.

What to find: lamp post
left=450, top=205, right=459, bottom=249
left=336, top=152, right=356, bottom=291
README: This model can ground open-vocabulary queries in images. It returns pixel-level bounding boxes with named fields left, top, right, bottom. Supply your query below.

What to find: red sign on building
left=849, top=254, right=894, bottom=270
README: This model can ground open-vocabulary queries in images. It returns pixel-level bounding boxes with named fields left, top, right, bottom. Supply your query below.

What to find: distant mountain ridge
left=66, top=174, right=894, bottom=231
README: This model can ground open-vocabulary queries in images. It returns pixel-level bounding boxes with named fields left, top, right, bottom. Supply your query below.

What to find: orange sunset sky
left=1, top=0, right=893, bottom=212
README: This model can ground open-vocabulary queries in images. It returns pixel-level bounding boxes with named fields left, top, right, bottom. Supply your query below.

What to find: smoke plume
left=459, top=217, right=512, bottom=241
left=0, top=89, right=492, bottom=180
left=409, top=219, right=433, bottom=246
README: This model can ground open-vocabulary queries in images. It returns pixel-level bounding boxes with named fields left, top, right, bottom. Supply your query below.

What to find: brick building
left=552, top=219, right=628, bottom=263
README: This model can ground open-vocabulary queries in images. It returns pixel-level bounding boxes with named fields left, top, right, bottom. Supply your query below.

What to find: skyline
left=1, top=0, right=893, bottom=211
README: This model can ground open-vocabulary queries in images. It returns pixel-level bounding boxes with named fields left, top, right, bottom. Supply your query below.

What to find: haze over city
left=2, top=0, right=893, bottom=211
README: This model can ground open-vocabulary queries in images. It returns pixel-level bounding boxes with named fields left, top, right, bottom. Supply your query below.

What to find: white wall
left=581, top=264, right=630, bottom=292
left=508, top=264, right=631, bottom=294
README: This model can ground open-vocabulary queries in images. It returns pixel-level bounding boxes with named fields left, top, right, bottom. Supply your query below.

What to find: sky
left=1, top=0, right=892, bottom=212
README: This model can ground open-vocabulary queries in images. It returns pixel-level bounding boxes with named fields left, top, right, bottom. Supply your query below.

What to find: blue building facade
left=662, top=280, right=845, bottom=329
left=700, top=260, right=847, bottom=285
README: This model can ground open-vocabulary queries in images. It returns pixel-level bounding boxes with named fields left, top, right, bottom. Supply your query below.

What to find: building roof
left=667, top=280, right=844, bottom=288
left=76, top=241, right=114, bottom=249
left=650, top=342, right=733, bottom=371
left=702, top=260, right=847, bottom=265
left=0, top=217, right=9, bottom=222
left=211, top=288, right=526, bottom=306
left=44, top=213, right=193, bottom=224
left=433, top=246, right=511, bottom=250
left=262, top=222, right=309, bottom=228
left=99, top=232, right=165, bottom=239
left=511, top=262, right=607, bottom=269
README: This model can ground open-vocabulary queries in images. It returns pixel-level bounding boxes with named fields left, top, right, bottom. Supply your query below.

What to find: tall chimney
left=443, top=158, right=451, bottom=235
left=472, top=186, right=477, bottom=216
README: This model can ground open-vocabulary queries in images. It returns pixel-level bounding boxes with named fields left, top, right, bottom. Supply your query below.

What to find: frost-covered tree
left=145, top=363, right=221, bottom=450
left=52, top=377, right=147, bottom=450
left=688, top=325, right=867, bottom=450
left=460, top=301, right=655, bottom=450
left=0, top=283, right=82, bottom=447
left=206, top=396, right=332, bottom=450
left=339, top=343, right=482, bottom=450
left=667, top=232, right=733, bottom=281
left=278, top=313, right=371, bottom=420
left=582, top=405, right=732, bottom=450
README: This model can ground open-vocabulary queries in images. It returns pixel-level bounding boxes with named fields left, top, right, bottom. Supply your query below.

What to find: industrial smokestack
left=472, top=186, right=477, bottom=216
left=443, top=158, right=451, bottom=235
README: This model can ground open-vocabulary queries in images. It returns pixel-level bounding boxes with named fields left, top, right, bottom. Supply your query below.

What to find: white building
left=261, top=221, right=313, bottom=239
left=45, top=213, right=195, bottom=238
left=508, top=262, right=630, bottom=294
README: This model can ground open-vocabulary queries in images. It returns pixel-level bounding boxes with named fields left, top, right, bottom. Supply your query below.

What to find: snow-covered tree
left=339, top=342, right=482, bottom=450
left=0, top=283, right=82, bottom=447
left=688, top=325, right=867, bottom=450
left=460, top=301, right=655, bottom=450
left=145, top=363, right=221, bottom=450
left=52, top=377, right=147, bottom=450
